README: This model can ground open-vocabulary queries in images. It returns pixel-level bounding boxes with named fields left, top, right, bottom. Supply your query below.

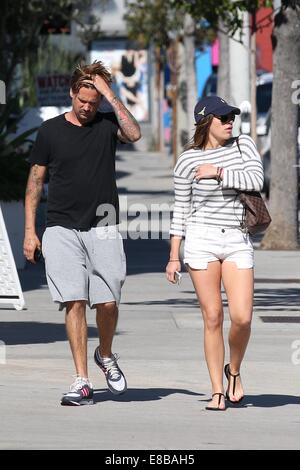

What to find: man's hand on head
left=80, top=79, right=97, bottom=91
left=92, top=75, right=114, bottom=101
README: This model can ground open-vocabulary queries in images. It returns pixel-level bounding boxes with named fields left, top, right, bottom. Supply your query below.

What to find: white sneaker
left=94, top=347, right=127, bottom=395
left=61, top=376, right=94, bottom=406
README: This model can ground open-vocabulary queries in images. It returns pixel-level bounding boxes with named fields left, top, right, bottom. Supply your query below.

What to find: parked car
left=256, top=73, right=273, bottom=136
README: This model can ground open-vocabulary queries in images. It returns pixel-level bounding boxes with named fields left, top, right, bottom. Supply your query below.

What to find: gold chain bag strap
left=236, top=136, right=271, bottom=235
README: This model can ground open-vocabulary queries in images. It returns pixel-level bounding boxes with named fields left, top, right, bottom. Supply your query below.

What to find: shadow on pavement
left=116, top=170, right=131, bottom=180
left=122, top=286, right=300, bottom=311
left=224, top=394, right=300, bottom=408
left=123, top=238, right=170, bottom=275
left=254, top=288, right=300, bottom=310
left=93, top=387, right=203, bottom=403
left=118, top=187, right=173, bottom=196
left=122, top=298, right=198, bottom=308
left=0, top=321, right=120, bottom=345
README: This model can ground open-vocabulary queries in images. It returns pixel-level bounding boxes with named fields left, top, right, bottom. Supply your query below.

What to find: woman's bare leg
left=222, top=262, right=254, bottom=401
left=188, top=261, right=225, bottom=409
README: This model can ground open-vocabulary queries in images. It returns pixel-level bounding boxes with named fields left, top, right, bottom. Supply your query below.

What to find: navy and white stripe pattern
left=170, top=135, right=264, bottom=237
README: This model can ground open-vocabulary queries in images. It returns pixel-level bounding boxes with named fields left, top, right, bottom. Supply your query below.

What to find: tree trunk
left=217, top=19, right=231, bottom=102
left=250, top=12, right=257, bottom=144
left=159, top=59, right=165, bottom=153
left=183, top=13, right=197, bottom=142
left=168, top=38, right=179, bottom=166
left=261, top=5, right=300, bottom=249
left=154, top=46, right=164, bottom=152
left=176, top=40, right=186, bottom=155
left=229, top=11, right=250, bottom=126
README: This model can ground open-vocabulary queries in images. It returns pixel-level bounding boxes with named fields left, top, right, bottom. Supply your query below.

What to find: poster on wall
left=90, top=41, right=149, bottom=122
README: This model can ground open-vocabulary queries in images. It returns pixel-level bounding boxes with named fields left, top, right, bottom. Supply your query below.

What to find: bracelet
left=216, top=167, right=223, bottom=183
left=169, top=259, right=180, bottom=262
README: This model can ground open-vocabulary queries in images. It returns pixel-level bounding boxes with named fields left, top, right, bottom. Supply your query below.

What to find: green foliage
left=125, top=0, right=276, bottom=51
left=0, top=0, right=100, bottom=97
left=171, top=0, right=274, bottom=35
left=125, top=0, right=184, bottom=48
left=0, top=99, right=37, bottom=201
left=125, top=0, right=217, bottom=53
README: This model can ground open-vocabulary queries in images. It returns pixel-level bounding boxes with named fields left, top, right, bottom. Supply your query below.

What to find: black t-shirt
left=30, top=112, right=120, bottom=230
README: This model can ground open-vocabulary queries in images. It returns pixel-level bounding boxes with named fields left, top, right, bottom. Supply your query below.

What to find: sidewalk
left=1, top=150, right=300, bottom=450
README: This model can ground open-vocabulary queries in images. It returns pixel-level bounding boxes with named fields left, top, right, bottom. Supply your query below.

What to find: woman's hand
left=166, top=260, right=181, bottom=283
left=195, top=164, right=218, bottom=181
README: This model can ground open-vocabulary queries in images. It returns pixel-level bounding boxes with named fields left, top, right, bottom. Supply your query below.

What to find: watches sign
left=37, top=74, right=70, bottom=106
left=0, top=80, right=6, bottom=104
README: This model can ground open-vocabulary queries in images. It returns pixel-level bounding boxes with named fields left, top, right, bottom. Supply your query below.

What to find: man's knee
left=65, top=300, right=87, bottom=314
left=96, top=301, right=117, bottom=314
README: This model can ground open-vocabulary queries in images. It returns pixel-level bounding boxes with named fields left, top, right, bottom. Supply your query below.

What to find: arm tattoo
left=25, top=165, right=44, bottom=214
left=111, top=95, right=141, bottom=142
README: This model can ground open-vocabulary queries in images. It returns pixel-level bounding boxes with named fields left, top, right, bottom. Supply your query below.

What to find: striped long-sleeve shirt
left=170, top=134, right=264, bottom=237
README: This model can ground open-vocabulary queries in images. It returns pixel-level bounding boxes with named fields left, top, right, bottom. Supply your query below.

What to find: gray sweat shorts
left=42, top=225, right=126, bottom=309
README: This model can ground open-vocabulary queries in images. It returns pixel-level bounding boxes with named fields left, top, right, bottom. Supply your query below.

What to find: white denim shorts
left=184, top=225, right=254, bottom=270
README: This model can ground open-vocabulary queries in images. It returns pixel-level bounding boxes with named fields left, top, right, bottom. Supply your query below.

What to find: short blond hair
left=70, top=61, right=112, bottom=93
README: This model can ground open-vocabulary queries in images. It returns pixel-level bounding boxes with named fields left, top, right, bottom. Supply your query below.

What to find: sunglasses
left=214, top=113, right=235, bottom=124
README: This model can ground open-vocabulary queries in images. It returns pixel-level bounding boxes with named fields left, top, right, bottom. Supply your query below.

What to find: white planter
left=0, top=201, right=25, bottom=269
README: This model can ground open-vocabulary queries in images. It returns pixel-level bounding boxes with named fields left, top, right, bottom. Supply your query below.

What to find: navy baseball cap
left=194, top=96, right=240, bottom=124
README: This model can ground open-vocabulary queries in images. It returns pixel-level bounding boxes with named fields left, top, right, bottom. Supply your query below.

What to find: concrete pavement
left=0, top=150, right=300, bottom=450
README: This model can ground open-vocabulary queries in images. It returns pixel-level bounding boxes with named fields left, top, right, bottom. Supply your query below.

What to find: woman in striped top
left=166, top=96, right=264, bottom=411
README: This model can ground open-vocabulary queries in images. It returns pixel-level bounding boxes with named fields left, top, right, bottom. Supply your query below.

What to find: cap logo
left=198, top=106, right=206, bottom=116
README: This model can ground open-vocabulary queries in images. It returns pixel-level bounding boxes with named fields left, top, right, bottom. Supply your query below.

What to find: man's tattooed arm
left=91, top=75, right=141, bottom=142
left=110, top=95, right=141, bottom=143
left=24, top=164, right=47, bottom=233
left=23, top=164, right=47, bottom=261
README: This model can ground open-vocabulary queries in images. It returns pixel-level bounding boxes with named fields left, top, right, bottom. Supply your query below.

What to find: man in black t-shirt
left=23, top=61, right=141, bottom=406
